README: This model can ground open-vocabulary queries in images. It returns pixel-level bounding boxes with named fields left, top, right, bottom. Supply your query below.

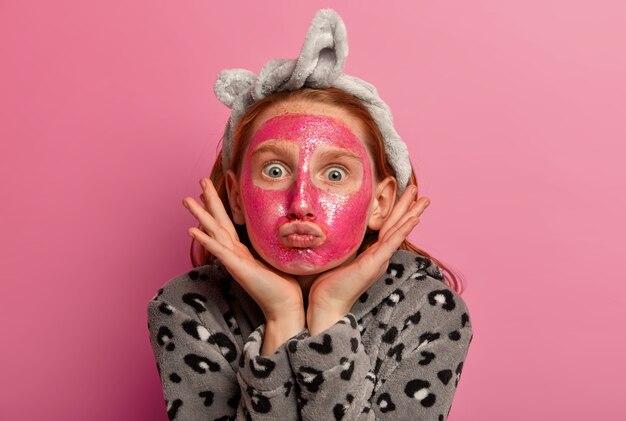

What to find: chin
left=264, top=248, right=359, bottom=276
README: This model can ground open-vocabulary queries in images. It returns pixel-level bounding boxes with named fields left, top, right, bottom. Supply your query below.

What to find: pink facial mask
left=240, top=114, right=373, bottom=274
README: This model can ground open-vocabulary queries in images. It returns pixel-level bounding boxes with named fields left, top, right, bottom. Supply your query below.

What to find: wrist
left=306, top=305, right=347, bottom=336
left=261, top=314, right=305, bottom=356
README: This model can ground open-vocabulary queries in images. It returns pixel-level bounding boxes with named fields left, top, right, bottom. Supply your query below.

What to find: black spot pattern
left=182, top=293, right=207, bottom=313
left=415, top=256, right=432, bottom=271
left=284, top=381, right=293, bottom=397
left=387, top=343, right=404, bottom=362
left=384, top=289, right=405, bottom=306
left=297, top=366, right=324, bottom=393
left=208, top=332, right=237, bottom=363
left=418, top=331, right=441, bottom=348
left=157, top=326, right=175, bottom=351
left=437, top=370, right=453, bottom=386
left=387, top=262, right=405, bottom=278
left=151, top=288, right=164, bottom=303
left=308, top=334, right=332, bottom=354
left=199, top=390, right=214, bottom=407
left=382, top=326, right=398, bottom=344
left=167, top=399, right=182, bottom=420
left=374, top=357, right=383, bottom=375
left=227, top=392, right=240, bottom=409
left=405, top=379, right=436, bottom=407
left=158, top=302, right=173, bottom=315
left=339, top=357, right=355, bottom=380
left=427, top=289, right=456, bottom=311
left=403, top=311, right=421, bottom=329
left=376, top=393, right=396, bottom=413
left=183, top=354, right=220, bottom=374
left=332, top=393, right=355, bottom=420
left=350, top=337, right=359, bottom=353
left=461, top=312, right=470, bottom=327
left=249, top=356, right=276, bottom=379
left=247, top=387, right=271, bottom=413
left=418, top=351, right=436, bottom=366
left=148, top=250, right=472, bottom=420
left=448, top=330, right=461, bottom=341
left=455, top=361, right=464, bottom=387
left=182, top=319, right=210, bottom=342
left=333, top=402, right=346, bottom=420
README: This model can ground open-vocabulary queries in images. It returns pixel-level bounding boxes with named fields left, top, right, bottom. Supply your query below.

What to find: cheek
left=318, top=171, right=373, bottom=242
left=240, top=177, right=287, bottom=235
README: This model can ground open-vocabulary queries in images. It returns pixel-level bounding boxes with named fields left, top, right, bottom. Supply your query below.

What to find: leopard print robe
left=147, top=250, right=473, bottom=420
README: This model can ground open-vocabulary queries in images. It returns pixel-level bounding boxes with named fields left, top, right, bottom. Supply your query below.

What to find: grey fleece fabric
left=147, top=250, right=473, bottom=420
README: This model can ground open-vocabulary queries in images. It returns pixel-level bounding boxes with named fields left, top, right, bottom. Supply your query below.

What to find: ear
left=225, top=169, right=246, bottom=225
left=367, top=176, right=397, bottom=231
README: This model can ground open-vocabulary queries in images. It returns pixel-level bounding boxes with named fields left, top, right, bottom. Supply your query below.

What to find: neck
left=293, top=250, right=360, bottom=310
left=294, top=273, right=318, bottom=310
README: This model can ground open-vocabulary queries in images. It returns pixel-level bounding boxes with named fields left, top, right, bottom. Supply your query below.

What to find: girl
left=148, top=9, right=472, bottom=421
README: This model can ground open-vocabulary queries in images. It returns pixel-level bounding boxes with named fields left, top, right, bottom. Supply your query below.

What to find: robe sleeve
left=236, top=323, right=300, bottom=420
left=148, top=298, right=300, bottom=420
left=286, top=313, right=376, bottom=420
left=369, top=282, right=473, bottom=420
left=284, top=279, right=472, bottom=420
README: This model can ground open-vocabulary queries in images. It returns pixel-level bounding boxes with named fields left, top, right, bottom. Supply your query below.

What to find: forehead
left=250, top=100, right=369, bottom=147
left=248, top=114, right=366, bottom=157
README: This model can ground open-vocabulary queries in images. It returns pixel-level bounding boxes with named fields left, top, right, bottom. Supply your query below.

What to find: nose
left=287, top=177, right=316, bottom=221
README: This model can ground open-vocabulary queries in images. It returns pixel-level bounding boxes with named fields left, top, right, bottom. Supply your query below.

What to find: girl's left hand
left=306, top=186, right=430, bottom=335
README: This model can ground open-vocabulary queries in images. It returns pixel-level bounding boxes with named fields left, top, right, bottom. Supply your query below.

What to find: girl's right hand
left=183, top=179, right=305, bottom=328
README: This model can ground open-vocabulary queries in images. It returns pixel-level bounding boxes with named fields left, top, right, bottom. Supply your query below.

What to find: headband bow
left=214, top=9, right=412, bottom=192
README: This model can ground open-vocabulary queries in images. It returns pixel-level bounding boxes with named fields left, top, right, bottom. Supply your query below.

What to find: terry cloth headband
left=213, top=8, right=413, bottom=192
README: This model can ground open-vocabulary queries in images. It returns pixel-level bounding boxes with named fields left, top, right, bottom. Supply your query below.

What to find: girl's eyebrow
left=316, top=147, right=362, bottom=164
left=250, top=141, right=298, bottom=159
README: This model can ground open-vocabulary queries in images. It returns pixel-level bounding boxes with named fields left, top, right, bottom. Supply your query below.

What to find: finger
left=362, top=214, right=419, bottom=271
left=378, top=215, right=420, bottom=257
left=382, top=197, right=429, bottom=242
left=184, top=197, right=234, bottom=247
left=189, top=227, right=240, bottom=270
left=189, top=228, right=264, bottom=294
left=199, top=193, right=208, bottom=211
left=379, top=198, right=430, bottom=241
left=200, top=178, right=240, bottom=241
left=379, top=185, right=417, bottom=239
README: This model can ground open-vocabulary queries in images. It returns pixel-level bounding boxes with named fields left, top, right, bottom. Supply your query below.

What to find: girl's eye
left=324, top=167, right=347, bottom=182
left=262, top=163, right=288, bottom=179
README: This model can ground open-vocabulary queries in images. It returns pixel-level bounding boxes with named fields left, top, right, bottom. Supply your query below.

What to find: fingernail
left=200, top=179, right=207, bottom=189
left=183, top=199, right=190, bottom=209
left=424, top=200, right=430, bottom=208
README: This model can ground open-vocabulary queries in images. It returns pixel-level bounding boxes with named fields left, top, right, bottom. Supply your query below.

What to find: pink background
left=1, top=1, right=624, bottom=420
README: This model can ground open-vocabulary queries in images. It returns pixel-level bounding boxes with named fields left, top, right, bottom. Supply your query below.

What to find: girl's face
left=229, top=103, right=381, bottom=275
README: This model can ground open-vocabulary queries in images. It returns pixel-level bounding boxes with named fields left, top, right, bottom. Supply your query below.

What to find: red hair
left=190, top=88, right=465, bottom=295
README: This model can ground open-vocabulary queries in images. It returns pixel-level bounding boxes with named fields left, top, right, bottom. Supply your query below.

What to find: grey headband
left=213, top=8, right=412, bottom=192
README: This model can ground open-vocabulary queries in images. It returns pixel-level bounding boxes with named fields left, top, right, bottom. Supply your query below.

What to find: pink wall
left=1, top=1, right=625, bottom=419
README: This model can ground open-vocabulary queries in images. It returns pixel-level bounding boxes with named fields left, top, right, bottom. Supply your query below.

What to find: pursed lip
left=278, top=221, right=326, bottom=248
